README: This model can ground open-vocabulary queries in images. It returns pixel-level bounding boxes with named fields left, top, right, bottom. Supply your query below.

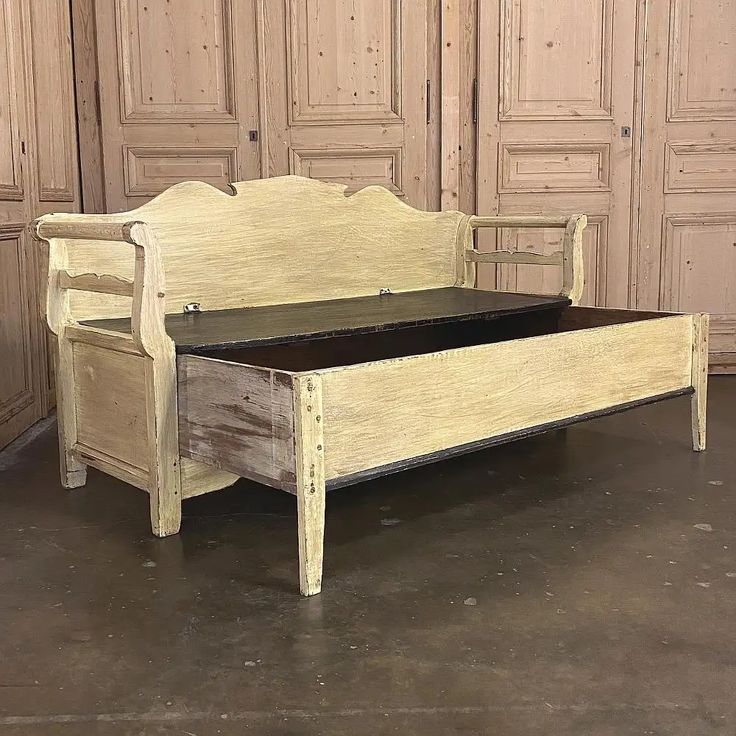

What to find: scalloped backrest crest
left=46, top=176, right=466, bottom=319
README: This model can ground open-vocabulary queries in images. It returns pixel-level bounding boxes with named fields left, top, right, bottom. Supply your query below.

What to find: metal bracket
left=183, top=302, right=202, bottom=313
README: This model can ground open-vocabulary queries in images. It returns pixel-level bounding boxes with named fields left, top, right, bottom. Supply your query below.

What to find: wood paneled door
left=636, top=0, right=736, bottom=372
left=475, top=0, right=637, bottom=307
left=258, top=0, right=438, bottom=210
left=89, top=0, right=261, bottom=212
left=83, top=0, right=440, bottom=212
left=0, top=0, right=80, bottom=449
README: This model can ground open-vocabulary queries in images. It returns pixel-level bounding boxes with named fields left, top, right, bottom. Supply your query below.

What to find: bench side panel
left=319, top=315, right=695, bottom=480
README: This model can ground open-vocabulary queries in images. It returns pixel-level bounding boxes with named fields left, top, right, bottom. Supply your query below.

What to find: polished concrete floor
left=0, top=379, right=734, bottom=735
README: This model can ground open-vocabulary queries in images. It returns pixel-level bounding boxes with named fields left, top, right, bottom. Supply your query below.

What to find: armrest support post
left=464, top=213, right=587, bottom=304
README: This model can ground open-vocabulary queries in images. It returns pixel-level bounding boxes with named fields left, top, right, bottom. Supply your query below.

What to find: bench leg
left=294, top=374, right=326, bottom=596
left=297, top=476, right=326, bottom=596
left=145, top=356, right=183, bottom=537
left=149, top=475, right=182, bottom=537
left=691, top=314, right=709, bottom=452
left=55, top=337, right=87, bottom=489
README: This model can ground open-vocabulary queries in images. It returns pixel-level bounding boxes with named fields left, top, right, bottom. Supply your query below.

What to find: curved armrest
left=465, top=214, right=587, bottom=305
left=32, top=217, right=169, bottom=358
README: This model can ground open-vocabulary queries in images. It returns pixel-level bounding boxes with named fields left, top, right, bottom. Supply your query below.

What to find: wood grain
left=37, top=176, right=466, bottom=321
left=319, top=315, right=694, bottom=479
left=293, top=374, right=326, bottom=596
left=691, top=313, right=709, bottom=451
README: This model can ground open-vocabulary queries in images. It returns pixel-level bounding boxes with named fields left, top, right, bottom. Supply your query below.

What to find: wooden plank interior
left=83, top=287, right=570, bottom=353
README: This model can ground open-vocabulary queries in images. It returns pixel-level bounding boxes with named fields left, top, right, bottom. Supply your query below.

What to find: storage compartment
left=177, top=305, right=694, bottom=490
left=186, top=304, right=667, bottom=372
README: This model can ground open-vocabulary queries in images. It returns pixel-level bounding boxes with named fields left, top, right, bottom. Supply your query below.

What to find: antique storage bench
left=33, top=176, right=708, bottom=596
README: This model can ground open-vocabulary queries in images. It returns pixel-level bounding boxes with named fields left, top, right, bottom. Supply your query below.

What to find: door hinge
left=426, top=79, right=431, bottom=124
left=472, top=78, right=479, bottom=124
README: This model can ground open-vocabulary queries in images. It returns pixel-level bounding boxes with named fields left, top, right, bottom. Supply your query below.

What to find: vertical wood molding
left=441, top=0, right=460, bottom=210
left=628, top=0, right=648, bottom=309
left=71, top=0, right=105, bottom=212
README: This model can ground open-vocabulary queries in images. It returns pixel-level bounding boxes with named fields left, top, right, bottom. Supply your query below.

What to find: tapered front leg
left=293, top=375, right=326, bottom=596
left=691, top=313, right=709, bottom=452
left=54, top=335, right=87, bottom=489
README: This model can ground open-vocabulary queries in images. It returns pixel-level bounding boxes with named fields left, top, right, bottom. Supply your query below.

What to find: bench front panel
left=318, top=315, right=695, bottom=480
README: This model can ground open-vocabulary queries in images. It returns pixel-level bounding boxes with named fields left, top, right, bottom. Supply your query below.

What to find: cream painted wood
left=258, top=0, right=437, bottom=209
left=36, top=176, right=466, bottom=321
left=34, top=176, right=707, bottom=594
left=91, top=0, right=260, bottom=211
left=475, top=0, right=636, bottom=308
left=35, top=218, right=184, bottom=536
left=293, top=374, right=326, bottom=597
left=691, top=313, right=709, bottom=451
left=318, top=316, right=694, bottom=480
left=636, top=0, right=736, bottom=372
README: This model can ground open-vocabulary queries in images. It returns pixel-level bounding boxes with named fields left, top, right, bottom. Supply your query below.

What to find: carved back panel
left=43, top=176, right=465, bottom=320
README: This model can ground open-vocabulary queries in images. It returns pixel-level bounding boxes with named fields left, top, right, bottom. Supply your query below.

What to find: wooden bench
left=33, top=176, right=708, bottom=596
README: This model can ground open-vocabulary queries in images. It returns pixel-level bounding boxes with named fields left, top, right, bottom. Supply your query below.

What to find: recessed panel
left=288, top=0, right=400, bottom=123
left=290, top=147, right=402, bottom=194
left=500, top=143, right=610, bottom=192
left=0, top=1, right=23, bottom=200
left=666, top=143, right=736, bottom=192
left=117, top=0, right=235, bottom=122
left=29, top=0, right=76, bottom=201
left=662, top=215, right=736, bottom=314
left=124, top=147, right=237, bottom=196
left=498, top=216, right=607, bottom=306
left=668, top=0, right=736, bottom=120
left=0, top=228, right=35, bottom=423
left=501, top=0, right=612, bottom=119
left=73, top=342, right=149, bottom=472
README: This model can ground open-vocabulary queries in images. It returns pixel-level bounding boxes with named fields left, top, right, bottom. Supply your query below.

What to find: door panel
left=476, top=0, right=635, bottom=307
left=0, top=0, right=43, bottom=448
left=94, top=0, right=260, bottom=211
left=0, top=227, right=43, bottom=448
left=259, top=0, right=436, bottom=209
left=637, top=0, right=736, bottom=372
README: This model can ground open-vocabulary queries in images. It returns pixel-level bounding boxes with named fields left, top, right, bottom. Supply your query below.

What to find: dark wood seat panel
left=83, top=287, right=570, bottom=354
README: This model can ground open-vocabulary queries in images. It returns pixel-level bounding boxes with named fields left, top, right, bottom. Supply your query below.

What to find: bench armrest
left=465, top=214, right=587, bottom=304
left=32, top=218, right=169, bottom=358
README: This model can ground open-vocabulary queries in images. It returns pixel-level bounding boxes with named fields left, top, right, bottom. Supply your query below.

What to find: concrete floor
left=0, top=379, right=734, bottom=736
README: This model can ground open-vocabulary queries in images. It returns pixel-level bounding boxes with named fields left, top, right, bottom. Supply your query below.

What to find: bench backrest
left=42, top=176, right=466, bottom=321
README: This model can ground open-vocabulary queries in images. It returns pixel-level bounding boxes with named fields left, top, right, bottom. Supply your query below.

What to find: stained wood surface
left=177, top=355, right=296, bottom=491
left=319, top=315, right=694, bottom=480
left=84, top=287, right=569, bottom=353
left=475, top=0, right=637, bottom=307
